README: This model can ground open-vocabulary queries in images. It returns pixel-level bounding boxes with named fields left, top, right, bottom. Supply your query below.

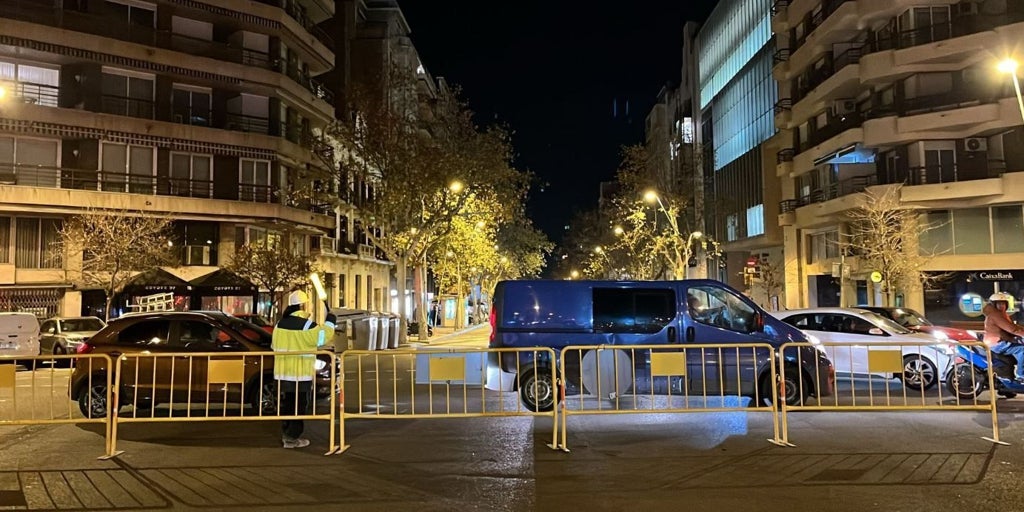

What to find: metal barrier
left=107, top=350, right=339, bottom=457
left=558, top=343, right=785, bottom=451
left=0, top=354, right=114, bottom=457
left=779, top=341, right=1003, bottom=446
left=338, top=347, right=559, bottom=454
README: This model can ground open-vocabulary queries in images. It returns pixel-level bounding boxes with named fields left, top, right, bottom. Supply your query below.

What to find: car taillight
left=76, top=343, right=93, bottom=354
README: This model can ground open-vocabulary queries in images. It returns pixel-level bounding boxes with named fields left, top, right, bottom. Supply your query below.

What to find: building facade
left=0, top=0, right=391, bottom=319
left=693, top=0, right=784, bottom=309
left=772, top=0, right=1024, bottom=320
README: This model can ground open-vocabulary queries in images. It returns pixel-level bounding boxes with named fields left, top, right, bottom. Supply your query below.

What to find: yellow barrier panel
left=558, top=343, right=786, bottom=452
left=778, top=341, right=1004, bottom=447
left=0, top=354, right=114, bottom=458
left=107, top=350, right=338, bottom=457
left=338, top=347, right=559, bottom=455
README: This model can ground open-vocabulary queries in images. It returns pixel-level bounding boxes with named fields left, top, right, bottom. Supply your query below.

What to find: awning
left=122, top=269, right=191, bottom=295
left=188, top=269, right=257, bottom=295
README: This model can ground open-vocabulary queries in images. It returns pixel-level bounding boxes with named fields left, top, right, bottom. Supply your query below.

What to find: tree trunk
left=104, top=295, right=113, bottom=322
left=396, top=256, right=408, bottom=344
left=415, top=264, right=429, bottom=340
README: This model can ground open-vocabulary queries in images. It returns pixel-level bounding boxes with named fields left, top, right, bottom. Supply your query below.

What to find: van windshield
left=687, top=285, right=757, bottom=333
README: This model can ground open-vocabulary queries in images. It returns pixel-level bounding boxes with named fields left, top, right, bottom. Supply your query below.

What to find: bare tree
left=748, top=254, right=785, bottom=311
left=845, top=185, right=944, bottom=306
left=57, top=211, right=174, bottom=321
left=226, top=241, right=317, bottom=319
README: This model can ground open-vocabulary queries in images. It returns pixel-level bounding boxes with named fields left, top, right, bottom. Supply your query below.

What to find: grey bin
left=387, top=316, right=400, bottom=349
left=376, top=314, right=390, bottom=350
left=352, top=316, right=379, bottom=351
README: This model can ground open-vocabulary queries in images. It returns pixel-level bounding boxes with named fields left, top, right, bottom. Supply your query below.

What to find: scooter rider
left=983, top=292, right=1024, bottom=383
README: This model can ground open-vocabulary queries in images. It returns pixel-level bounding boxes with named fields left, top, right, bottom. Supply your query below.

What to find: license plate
left=0, top=342, right=14, bottom=350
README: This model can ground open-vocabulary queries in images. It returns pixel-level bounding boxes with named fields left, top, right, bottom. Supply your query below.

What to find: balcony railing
left=799, top=112, right=862, bottom=152
left=780, top=174, right=879, bottom=212
left=774, top=98, right=793, bottom=116
left=253, top=0, right=335, bottom=51
left=3, top=81, right=59, bottom=107
left=172, top=106, right=212, bottom=127
left=771, top=0, right=789, bottom=16
left=226, top=113, right=271, bottom=134
left=791, top=0, right=855, bottom=53
left=238, top=184, right=274, bottom=203
left=870, top=11, right=1024, bottom=53
left=101, top=95, right=155, bottom=120
left=773, top=49, right=791, bottom=65
left=777, top=148, right=795, bottom=164
left=793, top=45, right=863, bottom=103
left=165, top=177, right=213, bottom=199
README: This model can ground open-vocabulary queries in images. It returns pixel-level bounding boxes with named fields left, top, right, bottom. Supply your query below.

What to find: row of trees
left=57, top=69, right=551, bottom=334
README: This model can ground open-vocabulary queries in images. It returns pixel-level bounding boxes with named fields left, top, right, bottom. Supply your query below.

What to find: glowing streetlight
left=449, top=180, right=464, bottom=193
left=999, top=58, right=1024, bottom=124
left=476, top=220, right=486, bottom=228
left=570, top=270, right=579, bottom=279
left=643, top=190, right=659, bottom=203
left=594, top=245, right=603, bottom=254
left=613, top=226, right=624, bottom=236
left=0, top=86, right=6, bottom=101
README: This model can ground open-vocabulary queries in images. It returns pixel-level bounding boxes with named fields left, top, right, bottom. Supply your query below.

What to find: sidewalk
left=404, top=322, right=489, bottom=347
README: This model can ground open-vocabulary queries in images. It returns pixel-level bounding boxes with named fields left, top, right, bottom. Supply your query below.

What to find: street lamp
left=999, top=58, right=1024, bottom=124
left=570, top=270, right=579, bottom=279
left=594, top=245, right=603, bottom=254
left=613, top=226, right=624, bottom=236
left=449, top=180, right=464, bottom=193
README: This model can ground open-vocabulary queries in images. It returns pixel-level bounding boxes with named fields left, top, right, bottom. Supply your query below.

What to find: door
left=40, top=320, right=57, bottom=354
left=174, top=319, right=248, bottom=409
left=683, top=284, right=763, bottom=396
left=924, top=147, right=955, bottom=184
left=111, top=319, right=173, bottom=407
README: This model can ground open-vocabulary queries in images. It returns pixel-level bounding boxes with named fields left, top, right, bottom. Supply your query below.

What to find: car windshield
left=240, top=315, right=269, bottom=327
left=59, top=318, right=105, bottom=332
left=862, top=311, right=913, bottom=334
left=890, top=308, right=931, bottom=328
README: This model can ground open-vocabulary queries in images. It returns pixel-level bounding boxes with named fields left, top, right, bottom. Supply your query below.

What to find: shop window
left=993, top=206, right=1024, bottom=253
left=952, top=208, right=991, bottom=254
left=920, top=210, right=953, bottom=255
left=14, top=217, right=62, bottom=269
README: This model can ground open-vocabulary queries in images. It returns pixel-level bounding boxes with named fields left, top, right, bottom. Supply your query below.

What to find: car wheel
left=248, top=377, right=279, bottom=416
left=78, top=381, right=110, bottom=419
left=902, top=355, right=939, bottom=391
left=945, top=363, right=985, bottom=400
left=519, top=366, right=556, bottom=412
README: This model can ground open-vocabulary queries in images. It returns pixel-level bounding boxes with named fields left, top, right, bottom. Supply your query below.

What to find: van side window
left=593, top=288, right=675, bottom=334
left=687, top=285, right=757, bottom=333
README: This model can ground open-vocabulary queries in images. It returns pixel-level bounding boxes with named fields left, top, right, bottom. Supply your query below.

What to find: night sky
left=400, top=1, right=716, bottom=243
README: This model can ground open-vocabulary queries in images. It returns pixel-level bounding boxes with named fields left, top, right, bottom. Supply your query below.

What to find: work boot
left=282, top=437, right=311, bottom=449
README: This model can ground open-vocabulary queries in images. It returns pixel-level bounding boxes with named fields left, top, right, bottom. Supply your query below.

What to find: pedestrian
left=272, top=290, right=336, bottom=449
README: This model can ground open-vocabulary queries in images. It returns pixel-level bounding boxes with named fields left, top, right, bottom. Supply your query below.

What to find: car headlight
left=805, top=334, right=827, bottom=354
left=314, top=359, right=327, bottom=371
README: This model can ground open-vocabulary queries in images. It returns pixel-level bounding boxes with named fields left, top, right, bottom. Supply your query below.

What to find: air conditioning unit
left=965, top=137, right=988, bottom=152
left=183, top=245, right=211, bottom=266
left=832, top=99, right=856, bottom=116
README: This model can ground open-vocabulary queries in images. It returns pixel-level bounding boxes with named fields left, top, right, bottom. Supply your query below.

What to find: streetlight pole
left=999, top=58, right=1024, bottom=123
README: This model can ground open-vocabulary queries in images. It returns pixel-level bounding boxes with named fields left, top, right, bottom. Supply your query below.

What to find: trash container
left=388, top=315, right=400, bottom=349
left=352, top=316, right=378, bottom=351
left=376, top=314, right=390, bottom=350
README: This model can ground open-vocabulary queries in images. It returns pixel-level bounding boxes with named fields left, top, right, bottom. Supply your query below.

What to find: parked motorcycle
left=945, top=343, right=1024, bottom=399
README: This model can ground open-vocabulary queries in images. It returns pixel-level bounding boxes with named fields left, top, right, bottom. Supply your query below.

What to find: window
left=172, top=86, right=211, bottom=127
left=239, top=159, right=271, bottom=202
left=170, top=153, right=212, bottom=198
left=808, top=230, right=840, bottom=263
left=746, top=204, right=764, bottom=237
left=105, top=0, right=155, bottom=27
left=115, top=320, right=171, bottom=347
left=14, top=217, right=62, bottom=269
left=0, top=216, right=10, bottom=264
left=726, top=213, right=739, bottom=241
left=41, top=320, right=56, bottom=335
left=952, top=208, right=991, bottom=254
left=992, top=206, right=1024, bottom=253
left=170, top=16, right=212, bottom=40
left=592, top=288, right=675, bottom=334
left=838, top=314, right=879, bottom=335
left=177, top=320, right=235, bottom=351
left=0, top=60, right=59, bottom=107
left=101, top=70, right=154, bottom=119
left=687, top=285, right=757, bottom=333
left=172, top=221, right=218, bottom=266
left=0, top=136, right=59, bottom=187
left=101, top=142, right=154, bottom=193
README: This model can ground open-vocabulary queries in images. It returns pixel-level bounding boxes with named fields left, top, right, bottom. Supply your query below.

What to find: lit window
left=746, top=204, right=764, bottom=237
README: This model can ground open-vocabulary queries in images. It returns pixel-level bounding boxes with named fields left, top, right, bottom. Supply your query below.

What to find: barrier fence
left=0, top=342, right=1012, bottom=457
left=0, top=354, right=113, bottom=455
left=107, top=350, right=340, bottom=457
left=338, top=347, right=559, bottom=453
left=778, top=341, right=1003, bottom=446
left=556, top=343, right=784, bottom=451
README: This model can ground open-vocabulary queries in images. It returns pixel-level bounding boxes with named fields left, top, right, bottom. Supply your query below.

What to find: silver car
left=40, top=317, right=106, bottom=357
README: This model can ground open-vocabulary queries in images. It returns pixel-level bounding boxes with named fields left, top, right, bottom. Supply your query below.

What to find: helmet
left=990, top=292, right=1014, bottom=303
left=287, top=290, right=310, bottom=306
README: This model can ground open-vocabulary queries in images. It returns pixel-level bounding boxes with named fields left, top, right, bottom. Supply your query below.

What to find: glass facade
left=709, top=47, right=776, bottom=170
left=697, top=0, right=773, bottom=110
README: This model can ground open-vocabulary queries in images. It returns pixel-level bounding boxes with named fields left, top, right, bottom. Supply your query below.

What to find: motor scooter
left=945, top=343, right=1024, bottom=399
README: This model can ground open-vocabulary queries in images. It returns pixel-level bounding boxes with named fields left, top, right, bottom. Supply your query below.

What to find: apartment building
left=773, top=0, right=1024, bottom=322
left=0, top=0, right=391, bottom=319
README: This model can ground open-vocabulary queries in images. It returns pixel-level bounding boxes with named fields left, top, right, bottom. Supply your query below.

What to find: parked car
left=488, top=279, right=834, bottom=410
left=773, top=307, right=953, bottom=391
left=233, top=313, right=274, bottom=334
left=40, top=316, right=106, bottom=358
left=0, top=312, right=40, bottom=369
left=856, top=306, right=980, bottom=342
left=69, top=311, right=335, bottom=418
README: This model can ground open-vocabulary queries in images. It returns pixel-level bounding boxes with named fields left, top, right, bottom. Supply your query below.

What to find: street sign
left=870, top=271, right=883, bottom=283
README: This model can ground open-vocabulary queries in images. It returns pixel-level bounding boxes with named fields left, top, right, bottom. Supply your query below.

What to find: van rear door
left=0, top=314, right=40, bottom=357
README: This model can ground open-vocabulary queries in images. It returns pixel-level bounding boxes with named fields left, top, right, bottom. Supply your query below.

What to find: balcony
left=0, top=163, right=276, bottom=204
left=779, top=174, right=877, bottom=212
left=790, top=0, right=855, bottom=53
left=226, top=114, right=272, bottom=135
left=2, top=81, right=59, bottom=107
left=792, top=45, right=863, bottom=104
left=869, top=10, right=1024, bottom=54
left=253, top=0, right=335, bottom=52
left=775, top=98, right=793, bottom=127
left=276, top=62, right=335, bottom=104
left=799, top=112, right=863, bottom=153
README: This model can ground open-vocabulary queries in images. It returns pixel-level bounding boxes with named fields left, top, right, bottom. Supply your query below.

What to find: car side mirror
left=868, top=327, right=885, bottom=336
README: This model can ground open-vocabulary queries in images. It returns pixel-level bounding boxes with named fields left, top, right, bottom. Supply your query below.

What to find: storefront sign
left=970, top=271, right=1019, bottom=281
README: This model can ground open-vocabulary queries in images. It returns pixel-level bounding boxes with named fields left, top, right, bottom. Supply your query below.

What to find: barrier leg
left=558, top=380, right=570, bottom=452
left=766, top=357, right=787, bottom=447
left=99, top=389, right=124, bottom=460
left=325, top=364, right=340, bottom=456
left=982, top=350, right=1010, bottom=446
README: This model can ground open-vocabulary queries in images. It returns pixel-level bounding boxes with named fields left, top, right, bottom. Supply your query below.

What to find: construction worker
left=272, top=290, right=336, bottom=449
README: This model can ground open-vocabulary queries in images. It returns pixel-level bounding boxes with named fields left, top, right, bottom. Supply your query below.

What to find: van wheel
left=758, top=368, right=808, bottom=407
left=519, top=366, right=556, bottom=412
